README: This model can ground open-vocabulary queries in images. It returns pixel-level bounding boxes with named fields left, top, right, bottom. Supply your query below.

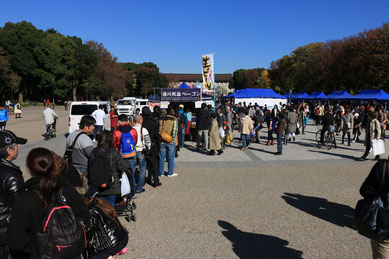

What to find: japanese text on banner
left=202, top=54, right=214, bottom=90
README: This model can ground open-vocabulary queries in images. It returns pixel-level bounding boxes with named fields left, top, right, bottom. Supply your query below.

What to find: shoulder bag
left=354, top=159, right=389, bottom=239
left=160, top=120, right=172, bottom=143
left=64, top=132, right=87, bottom=164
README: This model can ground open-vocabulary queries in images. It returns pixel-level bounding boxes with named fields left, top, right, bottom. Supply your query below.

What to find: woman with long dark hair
left=7, top=148, right=90, bottom=258
left=84, top=197, right=128, bottom=259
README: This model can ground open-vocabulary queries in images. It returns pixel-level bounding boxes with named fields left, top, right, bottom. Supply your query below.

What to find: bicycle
left=316, top=125, right=336, bottom=150
left=315, top=125, right=323, bottom=145
left=43, top=119, right=57, bottom=140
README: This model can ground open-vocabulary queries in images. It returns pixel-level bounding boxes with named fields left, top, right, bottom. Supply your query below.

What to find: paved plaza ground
left=7, top=106, right=386, bottom=258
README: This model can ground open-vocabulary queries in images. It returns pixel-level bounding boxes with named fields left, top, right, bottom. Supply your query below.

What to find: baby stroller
left=90, top=169, right=137, bottom=222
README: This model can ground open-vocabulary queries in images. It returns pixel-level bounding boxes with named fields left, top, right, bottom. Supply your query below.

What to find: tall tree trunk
left=72, top=79, right=77, bottom=101
left=18, top=92, right=23, bottom=103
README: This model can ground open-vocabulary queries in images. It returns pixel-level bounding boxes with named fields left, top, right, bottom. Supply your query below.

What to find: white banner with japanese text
left=202, top=53, right=214, bottom=90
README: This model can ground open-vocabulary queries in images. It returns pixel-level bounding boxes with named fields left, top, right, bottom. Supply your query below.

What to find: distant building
left=163, top=73, right=232, bottom=97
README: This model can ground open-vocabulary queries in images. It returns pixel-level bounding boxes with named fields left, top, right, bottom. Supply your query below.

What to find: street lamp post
left=51, top=78, right=55, bottom=107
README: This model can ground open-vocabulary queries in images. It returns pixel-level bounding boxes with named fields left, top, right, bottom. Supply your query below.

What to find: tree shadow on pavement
left=281, top=193, right=354, bottom=228
left=218, top=220, right=303, bottom=258
left=308, top=149, right=357, bottom=160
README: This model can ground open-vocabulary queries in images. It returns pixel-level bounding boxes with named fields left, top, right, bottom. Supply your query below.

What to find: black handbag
left=354, top=160, right=389, bottom=239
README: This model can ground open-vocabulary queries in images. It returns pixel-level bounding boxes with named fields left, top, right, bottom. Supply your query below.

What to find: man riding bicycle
left=43, top=104, right=58, bottom=140
left=320, top=107, right=337, bottom=148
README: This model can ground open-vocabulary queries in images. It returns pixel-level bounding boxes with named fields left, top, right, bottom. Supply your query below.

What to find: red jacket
left=110, top=111, right=118, bottom=128
left=113, top=123, right=138, bottom=151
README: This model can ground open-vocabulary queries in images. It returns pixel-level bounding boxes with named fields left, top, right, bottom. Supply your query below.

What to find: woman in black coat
left=6, top=148, right=91, bottom=258
left=360, top=159, right=389, bottom=258
left=84, top=197, right=128, bottom=259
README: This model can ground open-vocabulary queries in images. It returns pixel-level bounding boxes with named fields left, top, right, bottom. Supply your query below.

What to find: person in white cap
left=352, top=112, right=362, bottom=142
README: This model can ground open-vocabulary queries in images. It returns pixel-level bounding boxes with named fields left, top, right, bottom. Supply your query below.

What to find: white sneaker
left=93, top=139, right=96, bottom=143
left=168, top=173, right=178, bottom=177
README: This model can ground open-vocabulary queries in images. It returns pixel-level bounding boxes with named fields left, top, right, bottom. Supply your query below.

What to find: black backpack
left=36, top=188, right=86, bottom=259
left=88, top=148, right=113, bottom=189
left=64, top=132, right=87, bottom=164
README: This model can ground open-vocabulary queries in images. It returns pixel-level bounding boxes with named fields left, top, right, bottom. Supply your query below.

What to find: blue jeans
left=277, top=133, right=283, bottom=154
left=159, top=143, right=175, bottom=176
left=302, top=119, right=306, bottom=134
left=98, top=195, right=116, bottom=207
left=129, top=152, right=146, bottom=193
left=123, top=158, right=136, bottom=195
left=242, top=134, right=249, bottom=148
left=180, top=127, right=185, bottom=147
left=93, top=125, right=103, bottom=140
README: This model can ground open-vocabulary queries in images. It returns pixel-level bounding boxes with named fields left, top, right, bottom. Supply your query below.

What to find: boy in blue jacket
left=0, top=104, right=9, bottom=130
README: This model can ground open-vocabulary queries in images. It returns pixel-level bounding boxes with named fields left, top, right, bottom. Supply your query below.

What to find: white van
left=116, top=97, right=136, bottom=116
left=69, top=101, right=110, bottom=134
left=135, top=99, right=149, bottom=112
left=116, top=97, right=149, bottom=116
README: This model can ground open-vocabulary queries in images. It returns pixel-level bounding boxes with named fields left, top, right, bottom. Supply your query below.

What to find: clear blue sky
left=1, top=0, right=388, bottom=73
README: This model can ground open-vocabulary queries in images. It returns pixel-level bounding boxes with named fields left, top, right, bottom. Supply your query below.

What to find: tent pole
left=214, top=83, right=216, bottom=112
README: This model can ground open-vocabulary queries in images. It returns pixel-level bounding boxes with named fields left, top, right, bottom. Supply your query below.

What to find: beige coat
left=209, top=118, right=221, bottom=151
left=319, top=105, right=324, bottom=116
left=240, top=116, right=253, bottom=134
left=14, top=103, right=22, bottom=114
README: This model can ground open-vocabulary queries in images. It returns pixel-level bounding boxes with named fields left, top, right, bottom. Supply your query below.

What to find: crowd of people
left=1, top=98, right=389, bottom=258
left=200, top=100, right=388, bottom=160
left=0, top=104, right=186, bottom=258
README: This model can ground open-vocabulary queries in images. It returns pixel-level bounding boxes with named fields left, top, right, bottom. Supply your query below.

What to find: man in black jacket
left=271, top=105, right=280, bottom=121
left=320, top=108, right=336, bottom=147
left=253, top=110, right=264, bottom=143
left=0, top=130, right=27, bottom=258
left=142, top=107, right=161, bottom=188
left=197, top=103, right=210, bottom=151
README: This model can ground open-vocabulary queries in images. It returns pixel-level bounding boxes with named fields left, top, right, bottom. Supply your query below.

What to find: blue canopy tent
left=352, top=89, right=389, bottom=101
left=179, top=83, right=191, bottom=89
left=326, top=90, right=353, bottom=100
left=291, top=92, right=309, bottom=101
left=222, top=88, right=286, bottom=108
left=284, top=93, right=293, bottom=98
left=306, top=92, right=327, bottom=100
left=232, top=88, right=287, bottom=99
left=224, top=88, right=286, bottom=99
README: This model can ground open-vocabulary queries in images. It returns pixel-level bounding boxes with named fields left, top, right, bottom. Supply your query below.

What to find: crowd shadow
left=308, top=149, right=357, bottom=160
left=281, top=193, right=354, bottom=228
left=246, top=146, right=277, bottom=155
left=287, top=141, right=317, bottom=148
left=184, top=144, right=208, bottom=154
left=218, top=220, right=303, bottom=258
